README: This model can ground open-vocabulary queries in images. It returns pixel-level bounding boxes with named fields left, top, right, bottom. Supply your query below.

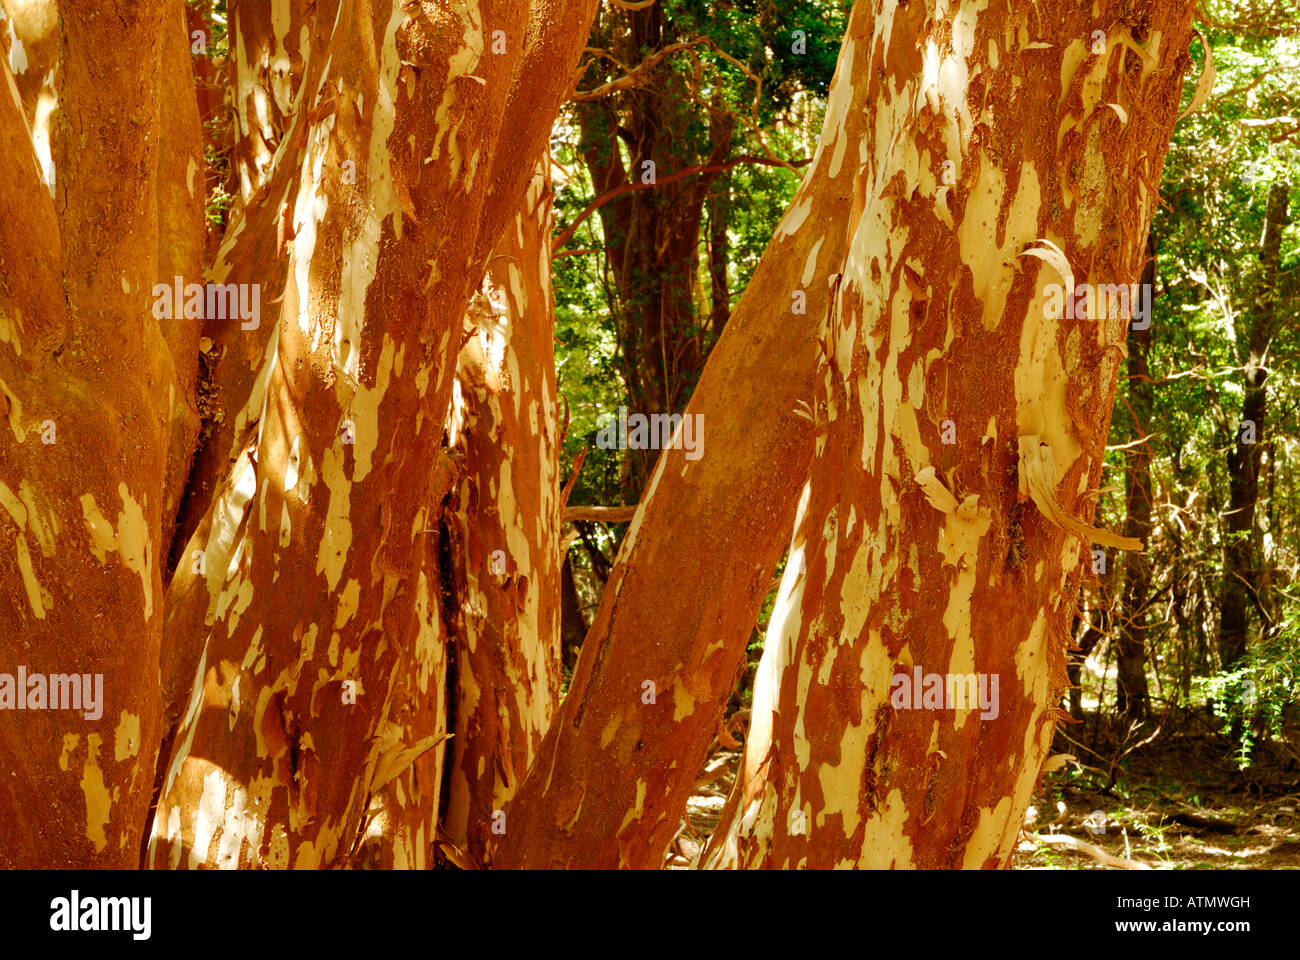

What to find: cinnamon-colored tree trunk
left=491, top=1, right=877, bottom=869
left=146, top=0, right=597, bottom=870
left=443, top=164, right=564, bottom=866
left=0, top=0, right=203, bottom=869
left=702, top=0, right=1195, bottom=869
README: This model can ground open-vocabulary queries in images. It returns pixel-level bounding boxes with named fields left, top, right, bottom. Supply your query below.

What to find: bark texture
left=146, top=0, right=596, bottom=870
left=443, top=165, right=563, bottom=866
left=491, top=2, right=875, bottom=869
left=0, top=0, right=202, bottom=868
left=702, top=0, right=1195, bottom=869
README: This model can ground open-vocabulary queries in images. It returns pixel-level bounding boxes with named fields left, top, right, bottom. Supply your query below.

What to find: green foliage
left=552, top=0, right=844, bottom=516
left=1192, top=612, right=1300, bottom=767
left=1082, top=0, right=1300, bottom=746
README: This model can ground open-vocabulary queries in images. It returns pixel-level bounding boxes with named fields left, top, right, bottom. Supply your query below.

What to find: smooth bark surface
left=0, top=0, right=195, bottom=868
left=147, top=0, right=596, bottom=869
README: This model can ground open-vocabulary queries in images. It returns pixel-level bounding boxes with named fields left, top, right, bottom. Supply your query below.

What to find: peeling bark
left=443, top=165, right=563, bottom=865
left=227, top=0, right=314, bottom=207
left=490, top=2, right=876, bottom=869
left=146, top=0, right=596, bottom=870
left=702, top=0, right=1195, bottom=870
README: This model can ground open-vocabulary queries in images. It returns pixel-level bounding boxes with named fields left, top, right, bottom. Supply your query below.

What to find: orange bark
left=443, top=164, right=563, bottom=866
left=490, top=3, right=876, bottom=869
left=147, top=0, right=596, bottom=869
left=0, top=0, right=196, bottom=867
left=703, top=0, right=1196, bottom=869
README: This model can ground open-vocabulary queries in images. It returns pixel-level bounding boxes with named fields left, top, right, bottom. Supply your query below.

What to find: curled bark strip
left=1020, top=436, right=1144, bottom=552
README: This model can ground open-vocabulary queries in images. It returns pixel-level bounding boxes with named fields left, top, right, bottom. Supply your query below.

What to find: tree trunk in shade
left=443, top=165, right=564, bottom=866
left=1116, top=238, right=1156, bottom=722
left=1218, top=181, right=1288, bottom=668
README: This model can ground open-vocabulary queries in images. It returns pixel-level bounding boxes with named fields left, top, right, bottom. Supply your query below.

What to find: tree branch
left=553, top=154, right=809, bottom=252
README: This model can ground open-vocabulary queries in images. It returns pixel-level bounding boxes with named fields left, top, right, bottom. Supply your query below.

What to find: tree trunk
left=559, top=554, right=588, bottom=674
left=1069, top=570, right=1115, bottom=723
left=707, top=169, right=731, bottom=336
left=227, top=0, right=313, bottom=207
left=0, top=0, right=204, bottom=868
left=1218, top=181, right=1288, bottom=668
left=702, top=0, right=1194, bottom=869
left=443, top=164, right=563, bottom=866
left=575, top=6, right=731, bottom=499
left=490, top=1, right=876, bottom=869
left=1116, top=239, right=1156, bottom=722
left=145, top=0, right=596, bottom=870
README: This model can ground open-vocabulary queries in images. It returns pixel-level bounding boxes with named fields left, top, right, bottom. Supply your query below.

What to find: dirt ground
left=1016, top=735, right=1300, bottom=869
left=668, top=732, right=1300, bottom=869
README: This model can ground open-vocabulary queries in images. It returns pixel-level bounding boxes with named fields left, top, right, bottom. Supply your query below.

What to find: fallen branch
left=1036, top=833, right=1153, bottom=869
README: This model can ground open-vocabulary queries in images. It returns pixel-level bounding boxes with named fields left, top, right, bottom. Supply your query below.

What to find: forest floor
left=670, top=727, right=1300, bottom=869
left=1018, top=733, right=1300, bottom=870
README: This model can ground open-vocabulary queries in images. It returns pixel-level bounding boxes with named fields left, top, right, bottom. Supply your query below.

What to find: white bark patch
left=956, top=162, right=1041, bottom=331
left=825, top=34, right=855, bottom=178
left=347, top=337, right=399, bottom=483
left=284, top=434, right=301, bottom=493
left=269, top=0, right=294, bottom=115
left=800, top=236, right=825, bottom=287
left=855, top=788, right=916, bottom=868
left=316, top=446, right=352, bottom=590
left=13, top=534, right=44, bottom=617
left=6, top=17, right=25, bottom=74
left=773, top=196, right=813, bottom=241
left=293, top=123, right=332, bottom=345
left=77, top=485, right=155, bottom=620
left=113, top=711, right=140, bottom=762
left=1014, top=241, right=1081, bottom=482
left=190, top=767, right=226, bottom=868
left=0, top=376, right=23, bottom=440
left=960, top=795, right=1013, bottom=868
left=78, top=733, right=112, bottom=853
left=0, top=300, right=21, bottom=356
left=204, top=450, right=259, bottom=615
left=31, top=72, right=56, bottom=195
